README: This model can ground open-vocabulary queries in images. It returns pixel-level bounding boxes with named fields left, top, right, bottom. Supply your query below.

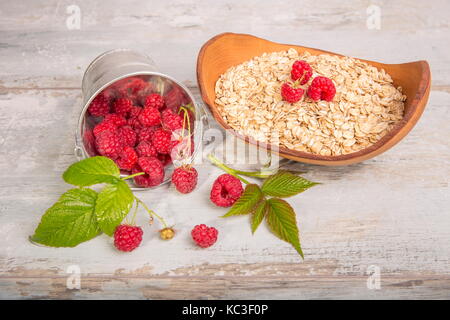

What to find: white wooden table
left=0, top=0, right=449, bottom=299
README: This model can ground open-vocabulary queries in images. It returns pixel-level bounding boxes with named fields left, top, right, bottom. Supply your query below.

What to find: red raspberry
left=151, top=129, right=173, bottom=154
left=165, top=86, right=188, bottom=110
left=113, top=98, right=133, bottom=117
left=93, top=120, right=116, bottom=137
left=137, top=126, right=159, bottom=143
left=157, top=153, right=172, bottom=167
left=144, top=93, right=165, bottom=110
left=291, top=60, right=313, bottom=84
left=116, top=146, right=138, bottom=171
left=191, top=224, right=218, bottom=248
left=117, top=125, right=137, bottom=147
left=162, top=109, right=184, bottom=131
left=210, top=174, right=243, bottom=207
left=103, top=114, right=127, bottom=127
left=171, top=166, right=198, bottom=194
left=95, top=130, right=122, bottom=159
left=87, top=93, right=110, bottom=117
left=128, top=117, right=143, bottom=131
left=133, top=157, right=164, bottom=187
left=281, top=83, right=304, bottom=103
left=139, top=107, right=161, bottom=127
left=136, top=141, right=158, bottom=158
left=114, top=225, right=143, bottom=252
left=129, top=105, right=142, bottom=119
left=307, top=76, right=336, bottom=102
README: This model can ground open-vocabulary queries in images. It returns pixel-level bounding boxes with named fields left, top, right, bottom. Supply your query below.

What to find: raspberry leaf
left=63, top=156, right=120, bottom=187
left=94, top=180, right=134, bottom=236
left=261, top=170, right=318, bottom=198
left=30, top=188, right=101, bottom=247
left=251, top=200, right=268, bottom=234
left=222, top=184, right=263, bottom=217
left=266, top=198, right=303, bottom=258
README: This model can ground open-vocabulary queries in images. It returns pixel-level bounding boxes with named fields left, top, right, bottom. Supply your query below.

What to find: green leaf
left=222, top=184, right=263, bottom=217
left=63, top=156, right=120, bottom=187
left=30, top=188, right=101, bottom=247
left=94, top=180, right=134, bottom=236
left=251, top=200, right=268, bottom=234
left=266, top=198, right=303, bottom=258
left=261, top=170, right=319, bottom=198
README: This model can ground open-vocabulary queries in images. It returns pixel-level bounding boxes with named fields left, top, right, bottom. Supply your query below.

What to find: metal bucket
left=76, top=49, right=207, bottom=188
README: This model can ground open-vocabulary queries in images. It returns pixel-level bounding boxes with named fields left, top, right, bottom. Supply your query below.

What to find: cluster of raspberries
left=281, top=60, right=336, bottom=103
left=87, top=78, right=193, bottom=188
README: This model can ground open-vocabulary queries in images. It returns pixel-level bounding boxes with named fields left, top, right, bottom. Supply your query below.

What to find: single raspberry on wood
left=151, top=129, right=174, bottom=154
left=115, top=146, right=138, bottom=171
left=93, top=120, right=116, bottom=137
left=136, top=141, right=158, bottom=158
left=210, top=174, right=243, bottom=207
left=95, top=130, right=122, bottom=159
left=281, top=83, right=304, bottom=103
left=291, top=60, right=313, bottom=84
left=191, top=224, right=218, bottom=248
left=139, top=106, right=161, bottom=127
left=88, top=93, right=110, bottom=117
left=114, top=225, right=143, bottom=252
left=144, top=93, right=165, bottom=110
left=307, top=76, right=336, bottom=102
left=113, top=98, right=133, bottom=117
left=132, top=157, right=164, bottom=187
left=171, top=166, right=198, bottom=194
left=104, top=114, right=127, bottom=127
left=117, top=125, right=137, bottom=147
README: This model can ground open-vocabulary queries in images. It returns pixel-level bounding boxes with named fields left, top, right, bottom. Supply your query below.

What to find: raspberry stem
left=207, top=154, right=250, bottom=184
left=122, top=172, right=145, bottom=180
left=135, top=197, right=168, bottom=228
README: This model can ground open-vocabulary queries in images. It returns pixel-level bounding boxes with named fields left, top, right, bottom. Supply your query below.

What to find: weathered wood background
left=0, top=0, right=449, bottom=299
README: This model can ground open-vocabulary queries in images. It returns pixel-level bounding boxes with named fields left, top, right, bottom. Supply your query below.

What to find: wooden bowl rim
left=197, top=32, right=431, bottom=164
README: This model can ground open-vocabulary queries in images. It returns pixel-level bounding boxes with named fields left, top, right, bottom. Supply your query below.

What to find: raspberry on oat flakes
left=307, top=76, right=336, bottom=102
left=191, top=224, right=218, bottom=248
left=171, top=166, right=198, bottom=194
left=210, top=174, right=244, bottom=207
left=116, top=146, right=138, bottom=171
left=136, top=141, right=158, bottom=158
left=133, top=157, right=164, bottom=187
left=144, top=93, right=165, bottom=110
left=95, top=130, right=122, bottom=159
left=291, top=60, right=313, bottom=84
left=117, top=125, right=137, bottom=147
left=113, top=98, right=133, bottom=117
left=114, top=225, right=143, bottom=252
left=281, top=82, right=304, bottom=103
left=88, top=93, right=110, bottom=117
left=139, top=106, right=161, bottom=127
left=103, top=114, right=127, bottom=127
left=151, top=129, right=173, bottom=154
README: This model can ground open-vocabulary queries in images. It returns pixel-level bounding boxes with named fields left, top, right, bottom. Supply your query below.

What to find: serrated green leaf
left=94, top=180, right=134, bottom=236
left=266, top=198, right=303, bottom=258
left=63, top=156, right=120, bottom=187
left=30, top=188, right=101, bottom=247
left=222, top=184, right=263, bottom=217
left=261, top=170, right=318, bottom=198
left=251, top=200, right=268, bottom=234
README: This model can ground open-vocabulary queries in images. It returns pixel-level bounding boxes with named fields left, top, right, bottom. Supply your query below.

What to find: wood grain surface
left=0, top=0, right=449, bottom=299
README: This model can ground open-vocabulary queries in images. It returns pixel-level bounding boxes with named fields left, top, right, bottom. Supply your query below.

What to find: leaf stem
left=122, top=172, right=145, bottom=181
left=135, top=197, right=168, bottom=228
left=207, top=154, right=250, bottom=184
left=232, top=169, right=275, bottom=179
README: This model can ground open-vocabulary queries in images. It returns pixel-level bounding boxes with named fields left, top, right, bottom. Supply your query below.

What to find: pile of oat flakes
left=214, top=48, right=406, bottom=156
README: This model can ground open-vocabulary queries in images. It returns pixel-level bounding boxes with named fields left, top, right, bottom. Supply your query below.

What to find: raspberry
left=132, top=157, right=164, bottom=187
left=162, top=109, right=184, bottom=131
left=171, top=166, right=198, bottom=194
left=157, top=153, right=172, bottom=167
left=210, top=174, right=243, bottom=207
left=95, top=130, right=122, bottom=159
left=93, top=120, right=116, bottom=137
left=165, top=86, right=188, bottom=110
left=88, top=93, right=110, bottom=117
left=103, top=114, right=127, bottom=127
left=116, top=146, right=138, bottom=171
left=114, top=225, right=143, bottom=252
left=136, top=141, right=158, bottom=158
left=291, top=60, right=313, bottom=84
left=128, top=117, right=143, bottom=131
left=117, top=125, right=137, bottom=147
left=139, top=107, right=161, bottom=127
left=307, top=76, right=336, bottom=102
left=113, top=98, right=133, bottom=117
left=281, top=83, right=304, bottom=103
left=144, top=93, right=165, bottom=110
left=129, top=105, right=142, bottom=119
left=191, top=224, right=218, bottom=248
left=137, top=126, right=159, bottom=143
left=151, top=129, right=173, bottom=154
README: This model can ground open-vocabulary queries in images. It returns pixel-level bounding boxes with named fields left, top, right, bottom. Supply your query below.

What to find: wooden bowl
left=197, top=33, right=431, bottom=166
